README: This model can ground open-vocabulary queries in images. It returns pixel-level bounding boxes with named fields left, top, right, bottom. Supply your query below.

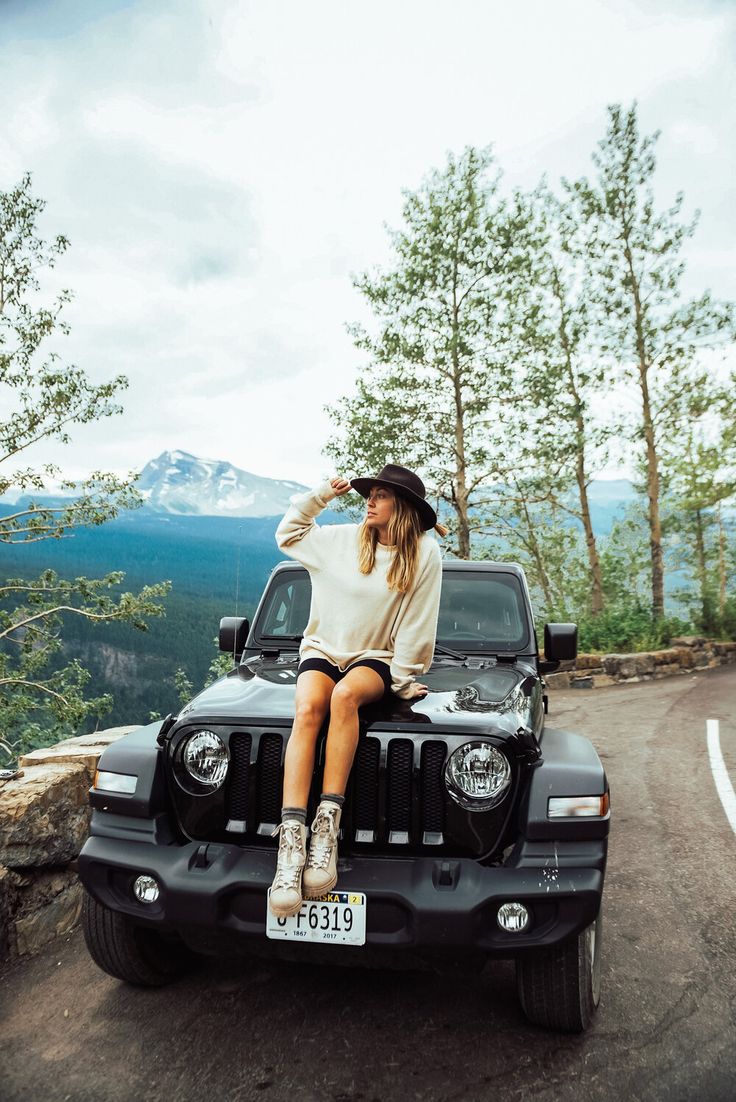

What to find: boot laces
left=270, top=821, right=305, bottom=890
left=307, top=806, right=339, bottom=871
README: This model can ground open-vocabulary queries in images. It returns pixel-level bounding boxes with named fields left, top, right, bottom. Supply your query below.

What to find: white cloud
left=0, top=0, right=734, bottom=487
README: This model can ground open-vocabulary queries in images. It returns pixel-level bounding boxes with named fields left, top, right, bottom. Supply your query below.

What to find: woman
left=268, top=463, right=448, bottom=918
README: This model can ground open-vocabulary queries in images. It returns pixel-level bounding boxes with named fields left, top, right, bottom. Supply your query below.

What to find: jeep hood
left=176, top=654, right=543, bottom=738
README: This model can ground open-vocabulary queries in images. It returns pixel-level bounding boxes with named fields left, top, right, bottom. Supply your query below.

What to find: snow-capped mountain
left=138, top=450, right=309, bottom=517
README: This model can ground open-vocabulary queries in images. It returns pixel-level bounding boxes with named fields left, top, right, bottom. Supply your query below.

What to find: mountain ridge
left=2, top=447, right=639, bottom=520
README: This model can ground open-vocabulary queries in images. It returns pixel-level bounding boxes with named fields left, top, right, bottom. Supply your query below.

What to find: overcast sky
left=1, top=0, right=734, bottom=487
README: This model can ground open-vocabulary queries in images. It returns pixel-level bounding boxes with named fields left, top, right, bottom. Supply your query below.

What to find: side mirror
left=540, top=623, right=578, bottom=673
left=219, top=616, right=250, bottom=662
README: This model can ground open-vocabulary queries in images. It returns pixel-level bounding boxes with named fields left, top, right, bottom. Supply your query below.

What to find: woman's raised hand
left=330, top=476, right=352, bottom=497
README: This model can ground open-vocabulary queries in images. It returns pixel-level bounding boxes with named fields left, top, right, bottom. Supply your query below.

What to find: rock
left=653, top=648, right=680, bottom=666
left=542, top=672, right=571, bottom=690
left=590, top=674, right=618, bottom=688
left=575, top=654, right=604, bottom=671
left=18, top=726, right=137, bottom=783
left=0, top=762, right=90, bottom=868
left=571, top=677, right=594, bottom=690
left=602, top=653, right=655, bottom=679
left=670, top=636, right=707, bottom=648
left=10, top=870, right=83, bottom=958
left=654, top=663, right=684, bottom=679
left=0, top=865, right=21, bottom=959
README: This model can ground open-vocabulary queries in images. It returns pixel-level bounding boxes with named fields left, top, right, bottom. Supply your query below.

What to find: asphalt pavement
left=2, top=665, right=735, bottom=1102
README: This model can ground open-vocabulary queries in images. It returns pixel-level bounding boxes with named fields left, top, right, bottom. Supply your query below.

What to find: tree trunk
left=575, top=455, right=604, bottom=614
left=642, top=394, right=664, bottom=619
left=450, top=477, right=471, bottom=560
left=451, top=253, right=472, bottom=559
left=718, top=502, right=727, bottom=616
left=693, top=508, right=708, bottom=623
left=622, top=233, right=664, bottom=619
left=520, top=494, right=555, bottom=610
left=554, top=272, right=604, bottom=615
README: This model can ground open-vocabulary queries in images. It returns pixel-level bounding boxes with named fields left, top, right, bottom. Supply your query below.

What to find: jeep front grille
left=169, top=726, right=516, bottom=858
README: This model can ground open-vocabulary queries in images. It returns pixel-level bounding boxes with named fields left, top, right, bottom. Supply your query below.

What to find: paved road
left=3, top=666, right=735, bottom=1102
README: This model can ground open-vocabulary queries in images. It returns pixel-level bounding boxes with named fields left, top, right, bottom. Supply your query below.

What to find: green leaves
left=0, top=173, right=168, bottom=758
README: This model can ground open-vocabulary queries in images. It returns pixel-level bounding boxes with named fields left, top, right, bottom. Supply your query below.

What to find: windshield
left=257, top=568, right=532, bottom=654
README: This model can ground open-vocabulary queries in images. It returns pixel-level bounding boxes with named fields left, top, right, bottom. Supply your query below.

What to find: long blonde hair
left=357, top=490, right=448, bottom=593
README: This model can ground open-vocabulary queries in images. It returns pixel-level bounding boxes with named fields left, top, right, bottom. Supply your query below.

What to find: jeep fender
left=517, top=726, right=610, bottom=842
left=91, top=720, right=167, bottom=819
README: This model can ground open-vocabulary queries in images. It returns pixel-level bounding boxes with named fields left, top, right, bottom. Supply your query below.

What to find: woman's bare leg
left=321, top=666, right=386, bottom=796
left=281, top=670, right=335, bottom=808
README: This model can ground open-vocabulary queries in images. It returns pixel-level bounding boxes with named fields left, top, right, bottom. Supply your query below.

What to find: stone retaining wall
left=1, top=635, right=735, bottom=962
left=544, top=635, right=736, bottom=691
left=0, top=727, right=137, bottom=961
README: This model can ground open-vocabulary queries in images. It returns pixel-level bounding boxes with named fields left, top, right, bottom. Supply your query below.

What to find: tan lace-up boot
left=268, top=819, right=307, bottom=917
left=303, top=801, right=342, bottom=899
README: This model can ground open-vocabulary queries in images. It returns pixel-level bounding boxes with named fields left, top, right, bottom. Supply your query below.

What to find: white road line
left=706, top=719, right=736, bottom=837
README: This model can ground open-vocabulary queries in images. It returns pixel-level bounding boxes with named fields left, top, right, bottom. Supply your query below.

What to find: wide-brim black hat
left=350, top=463, right=437, bottom=531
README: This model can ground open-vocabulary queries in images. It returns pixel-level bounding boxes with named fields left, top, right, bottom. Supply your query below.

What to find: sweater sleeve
left=274, top=478, right=339, bottom=571
left=389, top=540, right=443, bottom=700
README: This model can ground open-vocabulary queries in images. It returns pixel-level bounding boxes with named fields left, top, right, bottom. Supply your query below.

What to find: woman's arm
left=389, top=541, right=443, bottom=700
left=274, top=478, right=339, bottom=571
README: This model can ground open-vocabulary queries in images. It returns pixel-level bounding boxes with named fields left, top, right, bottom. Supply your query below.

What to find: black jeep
left=78, top=558, right=610, bottom=1032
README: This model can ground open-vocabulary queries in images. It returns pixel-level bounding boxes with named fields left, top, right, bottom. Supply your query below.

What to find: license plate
left=266, top=890, right=366, bottom=945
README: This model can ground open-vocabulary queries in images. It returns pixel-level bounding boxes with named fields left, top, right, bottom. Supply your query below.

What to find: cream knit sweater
left=275, top=479, right=443, bottom=700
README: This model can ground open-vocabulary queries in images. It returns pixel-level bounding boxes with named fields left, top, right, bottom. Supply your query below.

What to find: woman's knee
left=329, top=681, right=361, bottom=713
left=293, top=688, right=331, bottom=729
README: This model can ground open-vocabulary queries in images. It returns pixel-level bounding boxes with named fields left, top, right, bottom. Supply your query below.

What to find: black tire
left=516, top=906, right=602, bottom=1032
left=81, top=891, right=196, bottom=987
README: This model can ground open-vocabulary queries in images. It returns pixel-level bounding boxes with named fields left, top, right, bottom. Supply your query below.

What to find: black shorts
left=296, top=657, right=392, bottom=696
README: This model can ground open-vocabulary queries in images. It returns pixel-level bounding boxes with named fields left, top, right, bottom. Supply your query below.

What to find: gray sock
left=281, top=806, right=307, bottom=824
left=319, top=792, right=345, bottom=807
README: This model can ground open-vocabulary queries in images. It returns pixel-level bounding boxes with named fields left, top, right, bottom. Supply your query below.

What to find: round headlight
left=182, top=730, right=229, bottom=788
left=444, top=741, right=511, bottom=810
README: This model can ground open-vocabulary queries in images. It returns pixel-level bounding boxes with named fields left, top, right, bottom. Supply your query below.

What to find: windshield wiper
left=434, top=643, right=467, bottom=660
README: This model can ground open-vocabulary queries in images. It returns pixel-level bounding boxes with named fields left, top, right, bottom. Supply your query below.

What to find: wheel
left=516, top=906, right=602, bottom=1032
left=81, top=891, right=197, bottom=987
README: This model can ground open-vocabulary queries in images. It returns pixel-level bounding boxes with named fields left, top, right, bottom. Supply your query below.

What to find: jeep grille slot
left=386, top=739, right=413, bottom=843
left=227, top=732, right=252, bottom=829
left=420, top=741, right=447, bottom=837
left=256, top=733, right=283, bottom=829
left=352, top=736, right=380, bottom=841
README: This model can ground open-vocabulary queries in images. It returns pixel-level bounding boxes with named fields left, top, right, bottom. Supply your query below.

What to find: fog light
left=497, top=902, right=529, bottom=932
left=132, top=875, right=160, bottom=904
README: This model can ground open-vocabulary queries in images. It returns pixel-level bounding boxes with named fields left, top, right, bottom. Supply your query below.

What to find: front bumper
left=78, top=813, right=606, bottom=957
